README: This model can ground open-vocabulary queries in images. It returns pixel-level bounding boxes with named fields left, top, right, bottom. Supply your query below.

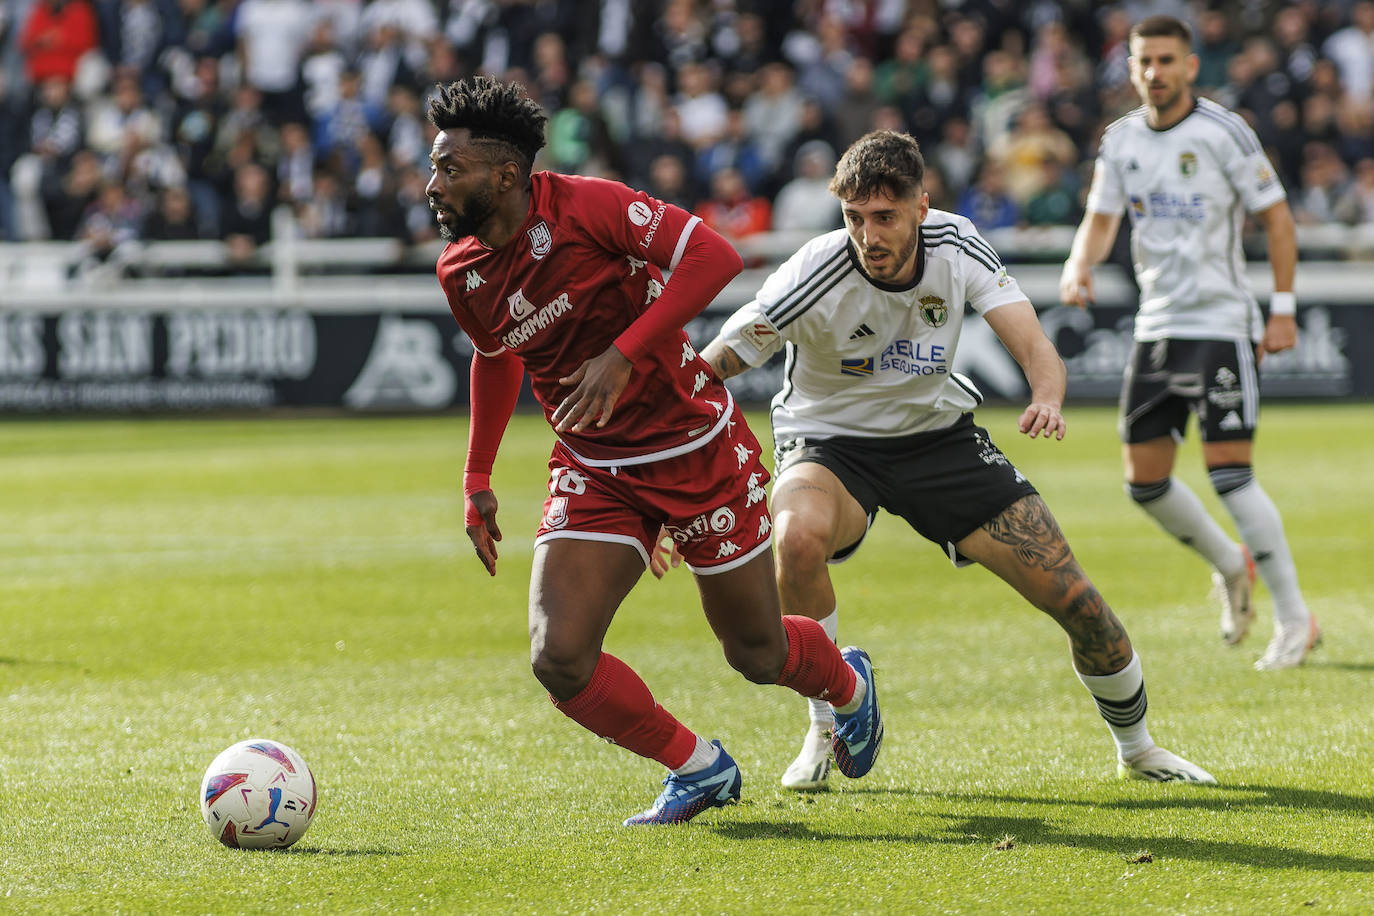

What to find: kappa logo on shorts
left=1219, top=411, right=1244, bottom=431
left=1215, top=367, right=1238, bottom=389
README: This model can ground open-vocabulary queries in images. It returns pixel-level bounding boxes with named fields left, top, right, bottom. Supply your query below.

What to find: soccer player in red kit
left=426, top=77, right=883, bottom=825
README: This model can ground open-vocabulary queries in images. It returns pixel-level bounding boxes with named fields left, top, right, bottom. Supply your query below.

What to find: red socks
left=551, top=652, right=697, bottom=769
left=775, top=615, right=857, bottom=707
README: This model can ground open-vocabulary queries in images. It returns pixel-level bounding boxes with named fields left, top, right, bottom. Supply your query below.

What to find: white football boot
left=1118, top=745, right=1217, bottom=785
left=1214, top=546, right=1256, bottom=646
left=1254, top=615, right=1322, bottom=671
left=780, top=722, right=833, bottom=791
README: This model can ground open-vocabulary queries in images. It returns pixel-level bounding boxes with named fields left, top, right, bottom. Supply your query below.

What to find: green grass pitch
left=1, top=404, right=1371, bottom=914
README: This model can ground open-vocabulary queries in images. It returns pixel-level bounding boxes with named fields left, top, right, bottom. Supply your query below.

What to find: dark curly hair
left=828, top=130, right=925, bottom=203
left=427, top=76, right=548, bottom=172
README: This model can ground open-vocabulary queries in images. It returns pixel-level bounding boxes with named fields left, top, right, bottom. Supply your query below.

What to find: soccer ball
left=200, top=738, right=317, bottom=849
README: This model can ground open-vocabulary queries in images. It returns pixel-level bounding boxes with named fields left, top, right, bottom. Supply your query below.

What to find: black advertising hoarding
left=0, top=302, right=1367, bottom=413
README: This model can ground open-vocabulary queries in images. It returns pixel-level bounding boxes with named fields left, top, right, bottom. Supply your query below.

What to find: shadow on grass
left=280, top=847, right=407, bottom=857
left=1311, top=661, right=1374, bottom=672
left=0, top=657, right=80, bottom=668
left=713, top=812, right=1374, bottom=872
left=926, top=783, right=1374, bottom=817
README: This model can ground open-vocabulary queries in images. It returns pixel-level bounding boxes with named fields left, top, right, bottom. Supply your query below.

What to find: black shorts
left=774, top=414, right=1039, bottom=566
left=1120, top=338, right=1259, bottom=444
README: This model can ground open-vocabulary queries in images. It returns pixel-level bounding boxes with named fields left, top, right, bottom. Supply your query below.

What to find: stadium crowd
left=2, top=0, right=1374, bottom=261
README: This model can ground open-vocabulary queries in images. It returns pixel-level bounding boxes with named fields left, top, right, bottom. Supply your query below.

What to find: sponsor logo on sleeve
left=627, top=201, right=653, bottom=226
left=739, top=320, right=778, bottom=352
left=638, top=204, right=667, bottom=249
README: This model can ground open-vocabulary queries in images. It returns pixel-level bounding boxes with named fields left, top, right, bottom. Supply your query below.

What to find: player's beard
left=438, top=184, right=497, bottom=242
left=863, top=224, right=920, bottom=283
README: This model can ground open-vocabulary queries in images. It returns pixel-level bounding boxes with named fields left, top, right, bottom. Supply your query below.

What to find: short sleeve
left=717, top=299, right=783, bottom=368
left=1084, top=154, right=1126, bottom=216
left=1219, top=126, right=1287, bottom=213
left=560, top=175, right=703, bottom=272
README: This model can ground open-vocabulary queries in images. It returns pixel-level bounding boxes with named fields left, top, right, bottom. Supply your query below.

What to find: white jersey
left=717, top=211, right=1026, bottom=441
left=1085, top=97, right=1287, bottom=343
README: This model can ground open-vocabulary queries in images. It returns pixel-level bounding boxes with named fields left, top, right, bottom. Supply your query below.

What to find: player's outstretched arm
left=700, top=338, right=751, bottom=382
left=984, top=300, right=1068, bottom=441
left=1059, top=211, right=1121, bottom=308
left=1254, top=199, right=1299, bottom=356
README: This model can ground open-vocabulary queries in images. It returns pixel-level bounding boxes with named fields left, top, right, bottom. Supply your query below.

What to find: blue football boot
left=622, top=740, right=741, bottom=826
left=831, top=647, right=883, bottom=778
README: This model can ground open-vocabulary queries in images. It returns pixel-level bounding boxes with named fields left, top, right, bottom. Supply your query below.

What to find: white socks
left=1076, top=653, right=1154, bottom=761
left=672, top=735, right=720, bottom=776
left=1128, top=477, right=1247, bottom=579
left=1213, top=472, right=1310, bottom=628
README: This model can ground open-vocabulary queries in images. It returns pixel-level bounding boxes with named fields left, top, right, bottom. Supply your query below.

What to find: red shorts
left=535, top=402, right=773, bottom=574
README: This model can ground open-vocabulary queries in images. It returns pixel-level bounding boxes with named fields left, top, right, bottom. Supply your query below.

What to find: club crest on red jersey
left=528, top=221, right=552, bottom=259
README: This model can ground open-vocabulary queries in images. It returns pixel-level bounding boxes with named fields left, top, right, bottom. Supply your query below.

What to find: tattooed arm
left=700, top=338, right=752, bottom=381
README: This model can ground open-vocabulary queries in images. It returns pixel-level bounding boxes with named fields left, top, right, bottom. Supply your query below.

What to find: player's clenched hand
left=1058, top=261, right=1094, bottom=309
left=1019, top=402, right=1066, bottom=440
left=1261, top=314, right=1297, bottom=356
left=648, top=525, right=684, bottom=579
left=553, top=345, right=634, bottom=433
left=465, top=489, right=502, bottom=576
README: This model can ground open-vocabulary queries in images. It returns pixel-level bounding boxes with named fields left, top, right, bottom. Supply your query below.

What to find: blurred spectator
left=922, top=161, right=955, bottom=212
left=298, top=167, right=350, bottom=238
left=907, top=44, right=969, bottom=141
left=775, top=98, right=840, bottom=189
left=789, top=15, right=850, bottom=113
left=313, top=69, right=382, bottom=174
left=771, top=140, right=840, bottom=233
left=19, top=0, right=99, bottom=86
left=394, top=163, right=436, bottom=245
left=1027, top=21, right=1076, bottom=102
left=1334, top=157, right=1374, bottom=225
left=143, top=184, right=201, bottom=240
left=44, top=149, right=103, bottom=240
left=222, top=161, right=274, bottom=263
left=1273, top=5, right=1319, bottom=89
left=383, top=84, right=427, bottom=171
left=1336, top=98, right=1374, bottom=164
left=625, top=106, right=696, bottom=198
left=349, top=131, right=403, bottom=236
left=547, top=79, right=623, bottom=177
left=276, top=121, right=315, bottom=205
left=651, top=0, right=710, bottom=70
left=86, top=70, right=164, bottom=165
left=874, top=25, right=928, bottom=106
left=300, top=18, right=349, bottom=123
left=76, top=179, right=144, bottom=258
left=10, top=76, right=85, bottom=239
left=696, top=166, right=770, bottom=243
left=743, top=62, right=804, bottom=177
left=645, top=153, right=696, bottom=212
left=956, top=159, right=1019, bottom=231
left=1265, top=99, right=1305, bottom=189
left=235, top=0, right=313, bottom=124
left=1292, top=142, right=1349, bottom=225
left=358, top=23, right=416, bottom=110
left=673, top=61, right=728, bottom=147
left=1194, top=9, right=1238, bottom=93
left=96, top=0, right=176, bottom=95
left=969, top=50, right=1029, bottom=153
left=695, top=107, right=767, bottom=197
left=0, top=76, right=24, bottom=240
left=1023, top=160, right=1080, bottom=227
left=987, top=103, right=1077, bottom=204
left=930, top=116, right=979, bottom=197
left=833, top=55, right=880, bottom=151
left=1322, top=1, right=1374, bottom=103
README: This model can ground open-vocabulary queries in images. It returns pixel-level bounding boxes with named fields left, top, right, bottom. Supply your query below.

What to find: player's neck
left=476, top=186, right=533, bottom=249
left=1146, top=92, right=1195, bottom=131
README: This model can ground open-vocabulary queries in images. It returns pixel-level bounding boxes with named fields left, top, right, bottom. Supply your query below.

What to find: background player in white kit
left=1059, top=15, right=1318, bottom=671
left=698, top=129, right=1215, bottom=790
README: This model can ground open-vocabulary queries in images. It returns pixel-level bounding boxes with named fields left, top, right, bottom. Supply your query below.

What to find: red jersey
left=438, top=172, right=738, bottom=466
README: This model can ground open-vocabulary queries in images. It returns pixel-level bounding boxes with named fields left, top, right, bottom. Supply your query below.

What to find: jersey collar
left=846, top=229, right=927, bottom=292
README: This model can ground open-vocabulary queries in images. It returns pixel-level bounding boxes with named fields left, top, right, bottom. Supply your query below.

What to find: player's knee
left=773, top=514, right=831, bottom=583
left=720, top=635, right=786, bottom=685
left=1126, top=478, right=1171, bottom=504
left=529, top=641, right=595, bottom=700
left=1208, top=464, right=1253, bottom=496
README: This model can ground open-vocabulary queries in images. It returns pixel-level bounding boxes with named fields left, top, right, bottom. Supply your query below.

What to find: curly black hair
left=427, top=76, right=548, bottom=172
left=829, top=130, right=925, bottom=203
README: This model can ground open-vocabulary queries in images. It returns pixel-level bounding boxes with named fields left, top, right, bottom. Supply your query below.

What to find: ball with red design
left=200, top=739, right=317, bottom=849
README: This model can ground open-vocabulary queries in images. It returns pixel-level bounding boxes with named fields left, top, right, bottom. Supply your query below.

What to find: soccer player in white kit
left=1059, top=15, right=1318, bottom=671
left=699, top=129, right=1215, bottom=790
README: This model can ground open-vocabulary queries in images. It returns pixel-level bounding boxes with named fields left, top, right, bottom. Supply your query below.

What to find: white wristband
left=1269, top=292, right=1296, bottom=316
